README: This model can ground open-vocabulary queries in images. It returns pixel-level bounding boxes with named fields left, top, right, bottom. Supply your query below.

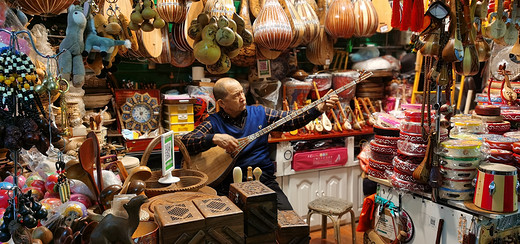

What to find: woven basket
left=144, top=169, right=208, bottom=197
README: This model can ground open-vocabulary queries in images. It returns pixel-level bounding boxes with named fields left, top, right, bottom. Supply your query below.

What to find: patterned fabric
left=181, top=106, right=322, bottom=155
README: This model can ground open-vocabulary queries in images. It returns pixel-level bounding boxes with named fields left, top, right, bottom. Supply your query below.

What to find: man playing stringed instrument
left=182, top=77, right=339, bottom=210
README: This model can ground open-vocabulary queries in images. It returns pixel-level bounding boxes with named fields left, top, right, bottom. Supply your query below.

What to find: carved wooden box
left=154, top=201, right=205, bottom=244
left=193, top=196, right=245, bottom=244
left=276, top=210, right=310, bottom=244
left=228, top=181, right=277, bottom=242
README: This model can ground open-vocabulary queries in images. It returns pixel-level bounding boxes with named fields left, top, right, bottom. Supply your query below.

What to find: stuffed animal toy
left=85, top=14, right=127, bottom=77
left=82, top=14, right=131, bottom=66
left=58, top=5, right=87, bottom=87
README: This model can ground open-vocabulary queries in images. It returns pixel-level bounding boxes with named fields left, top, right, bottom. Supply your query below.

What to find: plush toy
left=58, top=5, right=87, bottom=87
left=82, top=14, right=130, bottom=66
left=84, top=14, right=127, bottom=77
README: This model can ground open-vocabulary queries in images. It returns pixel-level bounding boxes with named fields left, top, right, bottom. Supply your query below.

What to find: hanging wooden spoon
left=336, top=101, right=352, bottom=130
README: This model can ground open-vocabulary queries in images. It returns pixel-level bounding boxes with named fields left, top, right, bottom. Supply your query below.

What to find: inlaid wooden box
left=154, top=201, right=205, bottom=244
left=193, top=196, right=245, bottom=244
left=228, top=181, right=277, bottom=242
left=276, top=210, right=310, bottom=244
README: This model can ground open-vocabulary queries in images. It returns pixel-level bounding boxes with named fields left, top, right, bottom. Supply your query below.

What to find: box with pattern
left=276, top=210, right=310, bottom=244
left=154, top=201, right=205, bottom=244
left=228, top=181, right=277, bottom=243
left=193, top=196, right=244, bottom=243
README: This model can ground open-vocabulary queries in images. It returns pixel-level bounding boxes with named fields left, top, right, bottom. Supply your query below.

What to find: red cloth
left=356, top=194, right=376, bottom=232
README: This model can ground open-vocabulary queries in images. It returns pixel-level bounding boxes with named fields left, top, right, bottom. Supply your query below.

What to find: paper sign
left=257, top=59, right=271, bottom=78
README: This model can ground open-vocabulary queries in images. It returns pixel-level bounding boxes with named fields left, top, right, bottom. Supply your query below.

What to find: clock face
left=121, top=92, right=160, bottom=133
left=131, top=104, right=151, bottom=123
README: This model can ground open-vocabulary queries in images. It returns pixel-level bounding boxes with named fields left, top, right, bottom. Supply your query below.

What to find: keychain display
left=0, top=45, right=62, bottom=155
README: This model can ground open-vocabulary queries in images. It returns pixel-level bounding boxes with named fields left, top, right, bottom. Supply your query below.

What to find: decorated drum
left=440, top=140, right=482, bottom=158
left=501, top=110, right=520, bottom=122
left=485, top=135, right=519, bottom=151
left=367, top=166, right=386, bottom=179
left=486, top=121, right=511, bottom=133
left=452, top=120, right=485, bottom=134
left=439, top=156, right=480, bottom=170
left=369, top=140, right=397, bottom=155
left=332, top=71, right=358, bottom=101
left=439, top=188, right=474, bottom=201
left=374, top=135, right=399, bottom=146
left=403, top=110, right=436, bottom=123
left=440, top=166, right=478, bottom=180
left=441, top=178, right=474, bottom=191
left=474, top=163, right=519, bottom=213
left=397, top=140, right=427, bottom=157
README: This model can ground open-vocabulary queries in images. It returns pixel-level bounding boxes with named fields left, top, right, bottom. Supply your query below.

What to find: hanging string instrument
left=442, top=0, right=464, bottom=62
left=189, top=71, right=373, bottom=186
left=454, top=0, right=479, bottom=76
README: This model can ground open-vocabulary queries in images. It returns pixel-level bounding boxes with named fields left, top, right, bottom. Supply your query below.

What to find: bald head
left=213, top=78, right=240, bottom=101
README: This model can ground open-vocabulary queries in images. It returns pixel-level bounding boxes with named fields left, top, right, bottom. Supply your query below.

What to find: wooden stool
left=307, top=196, right=356, bottom=244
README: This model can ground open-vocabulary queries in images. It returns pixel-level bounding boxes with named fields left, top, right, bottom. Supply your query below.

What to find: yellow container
left=164, top=104, right=194, bottom=114
left=164, top=113, right=194, bottom=123
left=166, top=122, right=195, bottom=132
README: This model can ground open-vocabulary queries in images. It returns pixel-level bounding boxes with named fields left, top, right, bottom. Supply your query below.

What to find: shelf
left=268, top=126, right=373, bottom=143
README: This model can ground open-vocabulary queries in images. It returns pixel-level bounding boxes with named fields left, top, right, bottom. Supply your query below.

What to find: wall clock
left=121, top=93, right=160, bottom=133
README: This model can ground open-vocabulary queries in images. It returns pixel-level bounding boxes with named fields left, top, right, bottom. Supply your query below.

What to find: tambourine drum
left=474, top=163, right=519, bottom=213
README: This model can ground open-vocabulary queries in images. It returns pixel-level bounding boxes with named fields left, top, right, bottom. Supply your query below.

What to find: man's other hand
left=213, top=134, right=239, bottom=153
left=317, top=93, right=339, bottom=113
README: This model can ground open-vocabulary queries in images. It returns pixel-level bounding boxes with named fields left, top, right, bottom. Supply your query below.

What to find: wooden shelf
left=268, top=126, right=373, bottom=143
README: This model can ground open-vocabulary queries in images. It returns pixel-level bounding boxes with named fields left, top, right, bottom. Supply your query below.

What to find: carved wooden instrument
left=336, top=101, right=352, bottom=130
left=487, top=0, right=507, bottom=40
left=190, top=71, right=373, bottom=186
left=442, top=0, right=464, bottom=62
left=313, top=81, right=333, bottom=132
left=454, top=0, right=479, bottom=76
left=499, top=64, right=517, bottom=105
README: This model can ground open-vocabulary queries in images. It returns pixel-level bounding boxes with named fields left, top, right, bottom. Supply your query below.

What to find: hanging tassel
left=391, top=0, right=401, bottom=28
left=400, top=0, right=413, bottom=30
left=410, top=0, right=424, bottom=32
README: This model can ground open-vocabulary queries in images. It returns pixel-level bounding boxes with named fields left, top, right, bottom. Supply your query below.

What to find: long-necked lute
left=190, top=71, right=373, bottom=187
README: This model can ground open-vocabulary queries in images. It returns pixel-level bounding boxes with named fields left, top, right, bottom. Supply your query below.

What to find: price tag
left=374, top=206, right=398, bottom=242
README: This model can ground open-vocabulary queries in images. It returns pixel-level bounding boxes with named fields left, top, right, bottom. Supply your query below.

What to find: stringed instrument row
left=280, top=96, right=377, bottom=136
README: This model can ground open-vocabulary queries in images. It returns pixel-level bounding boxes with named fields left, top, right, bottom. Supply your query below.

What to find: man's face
left=220, top=81, right=246, bottom=117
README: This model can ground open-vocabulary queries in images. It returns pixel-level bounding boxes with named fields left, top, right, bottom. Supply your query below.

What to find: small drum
left=474, top=163, right=519, bottom=213
left=332, top=71, right=358, bottom=101
left=440, top=140, right=482, bottom=158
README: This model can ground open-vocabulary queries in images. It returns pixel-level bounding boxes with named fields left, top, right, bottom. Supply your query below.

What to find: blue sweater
left=208, top=105, right=274, bottom=176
